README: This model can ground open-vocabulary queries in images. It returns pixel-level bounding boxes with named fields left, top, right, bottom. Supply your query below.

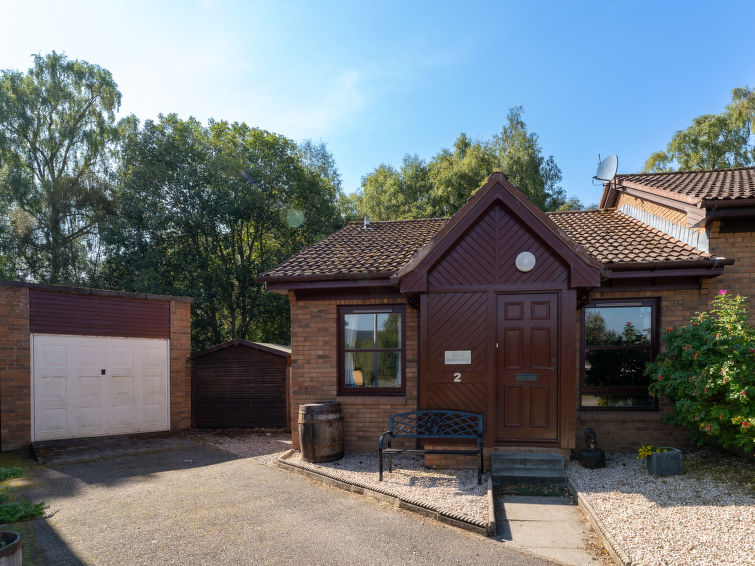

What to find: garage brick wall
left=170, top=300, right=192, bottom=430
left=0, top=286, right=31, bottom=450
left=289, top=293, right=418, bottom=451
left=0, top=283, right=193, bottom=450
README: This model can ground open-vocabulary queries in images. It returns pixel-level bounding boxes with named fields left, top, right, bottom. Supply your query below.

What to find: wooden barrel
left=298, top=401, right=344, bottom=463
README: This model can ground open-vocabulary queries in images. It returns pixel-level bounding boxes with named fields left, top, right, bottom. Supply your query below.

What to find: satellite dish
left=594, top=154, right=618, bottom=183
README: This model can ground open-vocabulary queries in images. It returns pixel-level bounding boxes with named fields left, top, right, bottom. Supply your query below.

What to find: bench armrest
left=378, top=431, right=393, bottom=451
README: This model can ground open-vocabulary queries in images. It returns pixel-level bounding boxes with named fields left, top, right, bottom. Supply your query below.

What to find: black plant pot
left=646, top=448, right=682, bottom=477
left=0, top=531, right=22, bottom=565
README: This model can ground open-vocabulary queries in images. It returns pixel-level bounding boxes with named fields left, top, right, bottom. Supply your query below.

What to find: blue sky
left=2, top=1, right=753, bottom=205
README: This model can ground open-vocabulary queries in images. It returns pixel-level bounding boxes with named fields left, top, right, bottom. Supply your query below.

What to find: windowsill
left=579, top=409, right=662, bottom=422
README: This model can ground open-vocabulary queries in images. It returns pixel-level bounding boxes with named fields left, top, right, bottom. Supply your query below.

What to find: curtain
left=344, top=315, right=356, bottom=386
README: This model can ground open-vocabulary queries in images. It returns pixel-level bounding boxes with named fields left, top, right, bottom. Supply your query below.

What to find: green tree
left=644, top=86, right=755, bottom=172
left=0, top=52, right=121, bottom=284
left=492, top=106, right=568, bottom=211
left=351, top=107, right=580, bottom=220
left=99, top=114, right=342, bottom=350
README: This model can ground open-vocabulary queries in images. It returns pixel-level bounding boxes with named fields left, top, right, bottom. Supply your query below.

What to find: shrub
left=646, top=290, right=755, bottom=453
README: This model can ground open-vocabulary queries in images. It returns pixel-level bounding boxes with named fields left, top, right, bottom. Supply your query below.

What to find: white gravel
left=287, top=451, right=489, bottom=523
left=196, top=430, right=488, bottom=523
left=194, top=429, right=293, bottom=466
left=567, top=450, right=755, bottom=566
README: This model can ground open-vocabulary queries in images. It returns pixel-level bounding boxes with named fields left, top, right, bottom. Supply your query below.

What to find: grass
left=0, top=467, right=25, bottom=482
left=0, top=497, right=46, bottom=523
left=0, top=453, right=48, bottom=566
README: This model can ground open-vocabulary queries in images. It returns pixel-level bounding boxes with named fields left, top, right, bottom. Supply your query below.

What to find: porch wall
left=289, top=294, right=418, bottom=451
left=577, top=219, right=755, bottom=451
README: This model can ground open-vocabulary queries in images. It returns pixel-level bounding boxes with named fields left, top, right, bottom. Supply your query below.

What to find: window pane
left=376, top=313, right=401, bottom=349
left=344, top=313, right=375, bottom=349
left=345, top=351, right=376, bottom=388
left=581, top=395, right=656, bottom=409
left=585, top=306, right=652, bottom=346
left=585, top=348, right=652, bottom=388
left=377, top=352, right=401, bottom=387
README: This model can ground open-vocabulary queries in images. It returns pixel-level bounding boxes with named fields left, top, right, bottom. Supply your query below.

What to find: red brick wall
left=170, top=300, right=192, bottom=430
left=0, top=286, right=31, bottom=450
left=0, top=285, right=192, bottom=450
left=577, top=218, right=755, bottom=451
left=289, top=294, right=418, bottom=451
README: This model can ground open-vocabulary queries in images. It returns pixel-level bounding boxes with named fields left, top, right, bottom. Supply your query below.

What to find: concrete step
left=492, top=467, right=568, bottom=486
left=492, top=452, right=564, bottom=470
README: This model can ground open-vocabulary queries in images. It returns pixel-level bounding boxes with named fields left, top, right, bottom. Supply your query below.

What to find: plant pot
left=646, top=447, right=682, bottom=477
left=0, top=531, right=22, bottom=566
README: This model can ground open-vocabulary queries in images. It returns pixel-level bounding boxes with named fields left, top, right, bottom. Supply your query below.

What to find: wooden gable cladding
left=427, top=202, right=568, bottom=290
left=398, top=173, right=601, bottom=293
left=426, top=293, right=488, bottom=373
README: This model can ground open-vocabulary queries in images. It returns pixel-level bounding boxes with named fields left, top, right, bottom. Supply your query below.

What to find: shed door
left=496, top=294, right=558, bottom=442
left=33, top=335, right=169, bottom=441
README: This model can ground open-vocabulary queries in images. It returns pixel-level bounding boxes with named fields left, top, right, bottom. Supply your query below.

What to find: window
left=339, top=305, right=405, bottom=395
left=580, top=299, right=658, bottom=409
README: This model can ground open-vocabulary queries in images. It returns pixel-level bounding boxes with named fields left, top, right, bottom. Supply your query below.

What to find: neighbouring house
left=256, top=168, right=755, bottom=462
left=0, top=281, right=192, bottom=450
left=191, top=339, right=291, bottom=430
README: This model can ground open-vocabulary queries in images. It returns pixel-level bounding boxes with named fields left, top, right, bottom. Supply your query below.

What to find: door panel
left=496, top=294, right=558, bottom=442
left=72, top=340, right=107, bottom=438
left=33, top=335, right=169, bottom=441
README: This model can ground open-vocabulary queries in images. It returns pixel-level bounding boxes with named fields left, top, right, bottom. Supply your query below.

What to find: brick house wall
left=289, top=293, right=418, bottom=451
left=0, top=286, right=31, bottom=450
left=576, top=218, right=755, bottom=451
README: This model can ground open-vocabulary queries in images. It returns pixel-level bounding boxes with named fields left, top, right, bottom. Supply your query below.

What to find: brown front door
left=496, top=293, right=558, bottom=442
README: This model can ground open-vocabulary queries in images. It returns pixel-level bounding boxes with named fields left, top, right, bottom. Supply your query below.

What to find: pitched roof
left=259, top=207, right=716, bottom=282
left=615, top=167, right=755, bottom=203
left=546, top=209, right=711, bottom=265
left=191, top=338, right=291, bottom=359
left=259, top=218, right=448, bottom=280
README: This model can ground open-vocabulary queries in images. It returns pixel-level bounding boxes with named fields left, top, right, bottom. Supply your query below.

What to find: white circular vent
left=515, top=251, right=536, bottom=272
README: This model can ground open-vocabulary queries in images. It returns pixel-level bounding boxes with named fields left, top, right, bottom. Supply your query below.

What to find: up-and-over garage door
left=33, top=335, right=169, bottom=441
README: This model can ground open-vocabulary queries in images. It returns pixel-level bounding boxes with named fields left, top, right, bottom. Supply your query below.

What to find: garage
left=33, top=335, right=169, bottom=441
left=0, top=281, right=192, bottom=450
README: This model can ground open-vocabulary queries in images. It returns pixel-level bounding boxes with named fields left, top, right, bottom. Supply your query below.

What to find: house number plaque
left=444, top=350, right=471, bottom=364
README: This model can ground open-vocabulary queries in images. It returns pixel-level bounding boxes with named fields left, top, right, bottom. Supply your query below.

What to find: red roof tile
left=259, top=208, right=714, bottom=281
left=616, top=167, right=755, bottom=202
left=547, top=209, right=711, bottom=265
left=259, top=218, right=448, bottom=280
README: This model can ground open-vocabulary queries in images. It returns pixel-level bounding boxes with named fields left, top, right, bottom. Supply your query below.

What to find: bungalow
left=257, top=167, right=754, bottom=463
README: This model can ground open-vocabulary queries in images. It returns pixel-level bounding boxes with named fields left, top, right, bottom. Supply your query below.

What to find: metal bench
left=378, top=410, right=483, bottom=485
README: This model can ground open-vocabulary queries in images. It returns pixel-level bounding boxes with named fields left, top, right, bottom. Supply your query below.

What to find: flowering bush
left=646, top=290, right=755, bottom=453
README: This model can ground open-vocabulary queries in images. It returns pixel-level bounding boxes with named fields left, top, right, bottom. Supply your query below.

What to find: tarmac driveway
left=21, top=436, right=551, bottom=566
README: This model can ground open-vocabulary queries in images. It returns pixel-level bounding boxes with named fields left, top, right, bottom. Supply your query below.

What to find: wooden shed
left=191, top=339, right=291, bottom=429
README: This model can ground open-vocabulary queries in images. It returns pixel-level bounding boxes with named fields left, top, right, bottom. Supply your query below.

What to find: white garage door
left=33, top=334, right=170, bottom=441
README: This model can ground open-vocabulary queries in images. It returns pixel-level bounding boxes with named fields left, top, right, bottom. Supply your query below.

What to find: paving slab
left=496, top=495, right=607, bottom=566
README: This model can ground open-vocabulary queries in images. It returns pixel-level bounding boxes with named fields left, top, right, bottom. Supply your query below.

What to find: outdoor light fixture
left=515, top=251, right=536, bottom=272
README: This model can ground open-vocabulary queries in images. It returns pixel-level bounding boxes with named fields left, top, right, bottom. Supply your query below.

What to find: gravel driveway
left=20, top=434, right=552, bottom=566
